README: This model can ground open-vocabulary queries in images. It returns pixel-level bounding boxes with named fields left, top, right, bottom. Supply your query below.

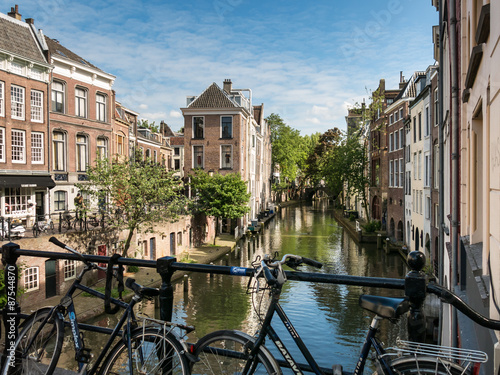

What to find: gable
left=189, top=83, right=238, bottom=108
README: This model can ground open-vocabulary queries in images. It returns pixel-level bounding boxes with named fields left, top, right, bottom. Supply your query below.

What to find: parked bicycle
left=1, top=237, right=193, bottom=375
left=32, top=217, right=54, bottom=238
left=191, top=253, right=488, bottom=375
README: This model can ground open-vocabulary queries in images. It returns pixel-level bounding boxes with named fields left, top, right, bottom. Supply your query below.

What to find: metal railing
left=2, top=242, right=500, bottom=366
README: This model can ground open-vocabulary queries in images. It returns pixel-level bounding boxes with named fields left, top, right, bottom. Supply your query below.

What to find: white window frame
left=31, top=90, right=43, bottom=122
left=96, top=93, right=107, bottom=122
left=11, top=129, right=26, bottom=163
left=418, top=151, right=422, bottom=180
left=75, top=87, right=87, bottom=118
left=0, top=81, right=4, bottom=117
left=399, top=108, right=404, bottom=120
left=193, top=145, right=204, bottom=168
left=53, top=131, right=66, bottom=171
left=0, top=127, right=4, bottom=162
left=54, top=190, right=67, bottom=211
left=31, top=131, right=44, bottom=164
left=76, top=134, right=88, bottom=172
left=193, top=116, right=204, bottom=139
left=52, top=81, right=65, bottom=113
left=221, top=116, right=233, bottom=139
left=63, top=259, right=76, bottom=280
left=389, top=160, right=393, bottom=187
left=394, top=159, right=399, bottom=187
left=11, top=61, right=23, bottom=75
left=399, top=158, right=404, bottom=188
left=221, top=144, right=232, bottom=169
left=11, top=85, right=25, bottom=120
left=425, top=106, right=430, bottom=136
left=97, top=137, right=108, bottom=159
left=389, top=133, right=393, bottom=152
left=24, top=266, right=39, bottom=292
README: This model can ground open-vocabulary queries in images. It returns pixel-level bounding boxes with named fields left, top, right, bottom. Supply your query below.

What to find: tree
left=189, top=170, right=250, bottom=245
left=77, top=155, right=186, bottom=257
left=138, top=119, right=159, bottom=133
left=304, top=128, right=342, bottom=188
left=266, top=113, right=308, bottom=189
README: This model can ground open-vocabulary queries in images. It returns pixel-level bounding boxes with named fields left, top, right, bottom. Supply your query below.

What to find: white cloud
left=169, top=110, right=182, bottom=118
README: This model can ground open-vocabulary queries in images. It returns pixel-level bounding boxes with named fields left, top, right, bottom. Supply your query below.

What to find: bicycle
left=32, top=217, right=54, bottom=238
left=191, top=253, right=488, bottom=375
left=2, top=237, right=193, bottom=375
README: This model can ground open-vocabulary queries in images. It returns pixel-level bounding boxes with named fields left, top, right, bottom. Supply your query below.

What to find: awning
left=0, top=175, right=56, bottom=189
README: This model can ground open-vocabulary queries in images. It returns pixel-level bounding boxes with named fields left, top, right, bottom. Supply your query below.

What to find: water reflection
left=85, top=201, right=408, bottom=373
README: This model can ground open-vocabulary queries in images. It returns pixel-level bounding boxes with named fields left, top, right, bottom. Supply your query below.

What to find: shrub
left=349, top=214, right=356, bottom=221
left=127, top=265, right=139, bottom=273
left=362, top=220, right=381, bottom=233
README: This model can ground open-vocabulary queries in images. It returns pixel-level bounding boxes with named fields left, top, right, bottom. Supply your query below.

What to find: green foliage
left=138, top=119, right=159, bottom=133
left=127, top=265, right=140, bottom=273
left=82, top=286, right=120, bottom=298
left=362, top=220, right=381, bottom=233
left=0, top=265, right=25, bottom=308
left=349, top=214, right=356, bottom=221
left=77, top=157, right=186, bottom=257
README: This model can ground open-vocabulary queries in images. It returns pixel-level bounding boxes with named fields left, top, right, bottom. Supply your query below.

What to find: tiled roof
left=188, top=83, right=238, bottom=108
left=44, top=35, right=102, bottom=71
left=170, top=137, right=184, bottom=145
left=0, top=13, right=46, bottom=64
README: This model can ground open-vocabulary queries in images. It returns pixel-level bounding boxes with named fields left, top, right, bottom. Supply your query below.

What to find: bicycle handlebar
left=49, top=237, right=108, bottom=272
left=260, top=254, right=323, bottom=285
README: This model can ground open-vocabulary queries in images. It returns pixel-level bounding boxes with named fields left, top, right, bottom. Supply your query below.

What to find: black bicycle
left=1, top=237, right=193, bottom=375
left=191, top=253, right=488, bottom=375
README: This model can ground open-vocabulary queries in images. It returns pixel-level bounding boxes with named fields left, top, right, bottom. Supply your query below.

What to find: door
left=150, top=238, right=156, bottom=260
left=35, top=192, right=45, bottom=220
left=45, top=259, right=57, bottom=298
left=170, top=233, right=175, bottom=256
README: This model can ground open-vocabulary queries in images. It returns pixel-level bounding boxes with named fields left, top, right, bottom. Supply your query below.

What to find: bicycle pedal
left=332, top=364, right=343, bottom=375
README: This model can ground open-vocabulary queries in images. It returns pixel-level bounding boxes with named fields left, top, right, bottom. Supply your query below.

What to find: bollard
left=156, top=256, right=176, bottom=322
left=225, top=254, right=229, bottom=266
left=405, top=251, right=428, bottom=342
left=377, top=233, right=382, bottom=249
left=183, top=274, right=189, bottom=293
left=2, top=242, right=21, bottom=365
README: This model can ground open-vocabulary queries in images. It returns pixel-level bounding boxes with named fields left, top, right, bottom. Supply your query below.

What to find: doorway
left=45, top=259, right=57, bottom=298
left=35, top=192, right=45, bottom=219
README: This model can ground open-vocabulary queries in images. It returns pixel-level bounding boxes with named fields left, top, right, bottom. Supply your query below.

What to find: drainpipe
left=437, top=0, right=445, bottom=346
left=449, top=0, right=459, bottom=348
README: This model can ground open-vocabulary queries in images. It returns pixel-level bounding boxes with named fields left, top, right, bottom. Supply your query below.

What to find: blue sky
left=5, top=0, right=438, bottom=135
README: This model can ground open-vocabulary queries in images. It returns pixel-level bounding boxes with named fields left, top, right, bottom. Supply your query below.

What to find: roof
left=394, top=71, right=426, bottom=100
left=170, top=137, right=184, bottom=146
left=0, top=13, right=46, bottom=64
left=44, top=35, right=102, bottom=71
left=253, top=104, right=263, bottom=124
left=188, top=83, right=238, bottom=108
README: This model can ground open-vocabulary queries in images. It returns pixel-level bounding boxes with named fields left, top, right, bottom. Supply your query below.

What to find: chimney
left=25, top=18, right=34, bottom=24
left=223, top=79, right=232, bottom=94
left=8, top=5, right=22, bottom=20
left=399, top=71, right=406, bottom=89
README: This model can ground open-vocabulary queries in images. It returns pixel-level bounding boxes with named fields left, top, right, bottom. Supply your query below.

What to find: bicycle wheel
left=101, top=327, right=189, bottom=375
left=192, top=330, right=281, bottom=375
left=381, top=356, right=470, bottom=374
left=1, top=308, right=64, bottom=375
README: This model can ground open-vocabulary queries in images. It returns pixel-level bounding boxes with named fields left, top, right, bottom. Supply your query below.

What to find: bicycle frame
left=244, top=280, right=395, bottom=375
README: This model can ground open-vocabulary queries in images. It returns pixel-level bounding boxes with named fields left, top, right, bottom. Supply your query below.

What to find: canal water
left=68, top=201, right=409, bottom=372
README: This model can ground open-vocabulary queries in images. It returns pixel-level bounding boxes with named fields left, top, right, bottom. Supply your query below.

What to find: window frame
left=193, top=145, right=204, bottom=169
left=96, top=93, right=107, bottom=122
left=192, top=116, right=204, bottom=139
left=31, top=90, right=44, bottom=123
left=24, top=266, right=39, bottom=292
left=0, top=127, right=4, bottom=162
left=5, top=187, right=30, bottom=215
left=63, top=259, right=76, bottom=280
left=54, top=190, right=67, bottom=211
left=76, top=134, right=88, bottom=172
left=52, top=131, right=66, bottom=172
left=0, top=81, right=4, bottom=117
left=11, top=129, right=26, bottom=163
left=75, top=87, right=88, bottom=118
left=221, top=144, right=232, bottom=169
left=31, top=131, right=44, bottom=164
left=51, top=80, right=65, bottom=113
left=11, top=85, right=25, bottom=120
left=97, top=137, right=108, bottom=160
left=221, top=116, right=233, bottom=139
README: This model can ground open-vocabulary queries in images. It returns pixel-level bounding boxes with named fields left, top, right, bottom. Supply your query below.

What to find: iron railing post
left=2, top=242, right=21, bottom=366
left=405, top=250, right=428, bottom=342
left=156, top=256, right=176, bottom=322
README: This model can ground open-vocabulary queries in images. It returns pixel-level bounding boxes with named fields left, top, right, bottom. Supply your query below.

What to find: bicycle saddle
left=359, top=295, right=409, bottom=319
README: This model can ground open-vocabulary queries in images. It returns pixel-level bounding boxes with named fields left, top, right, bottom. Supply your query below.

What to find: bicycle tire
left=379, top=356, right=471, bottom=375
left=100, top=327, right=190, bottom=375
left=1, top=308, right=64, bottom=375
left=192, top=330, right=282, bottom=375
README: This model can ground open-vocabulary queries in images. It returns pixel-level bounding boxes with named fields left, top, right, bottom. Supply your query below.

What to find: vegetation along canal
left=70, top=201, right=409, bottom=372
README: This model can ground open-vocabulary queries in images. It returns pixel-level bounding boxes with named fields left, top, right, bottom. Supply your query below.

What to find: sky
left=3, top=0, right=438, bottom=135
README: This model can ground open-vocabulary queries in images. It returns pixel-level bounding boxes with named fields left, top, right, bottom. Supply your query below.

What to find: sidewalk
left=22, top=234, right=238, bottom=322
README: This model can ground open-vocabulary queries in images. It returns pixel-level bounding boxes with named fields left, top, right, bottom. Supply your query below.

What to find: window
left=24, top=267, right=39, bottom=292
left=399, top=108, right=404, bottom=120
left=11, top=61, right=23, bottom=75
left=0, top=81, right=4, bottom=117
left=96, top=93, right=106, bottom=122
left=434, top=142, right=439, bottom=188
left=11, top=129, right=25, bottom=163
left=399, top=129, right=404, bottom=150
left=31, top=68, right=42, bottom=80
left=418, top=112, right=422, bottom=140
left=63, top=259, right=76, bottom=280
left=221, top=116, right=233, bottom=138
left=413, top=116, right=416, bottom=142
left=0, top=127, right=4, bottom=162
left=174, top=147, right=180, bottom=156
left=193, top=117, right=204, bottom=138
left=413, top=153, right=417, bottom=179
left=97, top=137, right=107, bottom=159
left=177, top=232, right=182, bottom=246
left=11, top=85, right=25, bottom=120
left=394, top=111, right=398, bottom=121
left=389, top=114, right=393, bottom=124
left=399, top=158, right=404, bottom=187
left=424, top=154, right=430, bottom=187
left=389, top=133, right=393, bottom=152
left=434, top=88, right=439, bottom=126
left=75, top=87, right=87, bottom=117
left=117, top=134, right=124, bottom=156
left=193, top=145, right=203, bottom=168
left=418, top=151, right=422, bottom=180
left=426, top=197, right=431, bottom=220
left=174, top=159, right=180, bottom=170
left=153, top=150, right=157, bottom=163
left=425, top=107, right=430, bottom=136
left=395, top=131, right=399, bottom=150
left=53, top=131, right=66, bottom=171
left=5, top=187, right=30, bottom=214
left=434, top=203, right=439, bottom=228
left=76, top=135, right=88, bottom=171
left=54, top=190, right=67, bottom=211
left=31, top=132, right=43, bottom=164
left=221, top=145, right=232, bottom=169
left=394, top=159, right=399, bottom=187
left=52, top=81, right=65, bottom=113
left=389, top=160, right=393, bottom=186
left=31, top=90, right=43, bottom=122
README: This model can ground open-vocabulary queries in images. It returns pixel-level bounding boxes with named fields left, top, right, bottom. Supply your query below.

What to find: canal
left=67, top=201, right=409, bottom=372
